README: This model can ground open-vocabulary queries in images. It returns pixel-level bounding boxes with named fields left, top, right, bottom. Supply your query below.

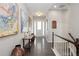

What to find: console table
left=22, top=35, right=34, bottom=49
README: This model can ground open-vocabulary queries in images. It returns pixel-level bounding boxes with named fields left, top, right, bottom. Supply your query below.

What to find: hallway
left=0, top=3, right=79, bottom=56
left=25, top=37, right=55, bottom=56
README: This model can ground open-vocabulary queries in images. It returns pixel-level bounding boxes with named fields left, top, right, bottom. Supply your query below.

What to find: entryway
left=33, top=16, right=47, bottom=37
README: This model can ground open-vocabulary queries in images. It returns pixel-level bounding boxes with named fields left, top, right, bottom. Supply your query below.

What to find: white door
left=36, top=20, right=43, bottom=37
left=34, top=20, right=46, bottom=37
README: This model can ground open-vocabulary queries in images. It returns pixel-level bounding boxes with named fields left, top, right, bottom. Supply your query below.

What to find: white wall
left=0, top=3, right=29, bottom=56
left=68, top=4, right=79, bottom=38
left=68, top=4, right=79, bottom=56
left=47, top=10, right=69, bottom=43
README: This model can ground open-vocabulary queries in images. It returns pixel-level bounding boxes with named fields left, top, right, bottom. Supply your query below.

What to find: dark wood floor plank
left=25, top=37, right=55, bottom=56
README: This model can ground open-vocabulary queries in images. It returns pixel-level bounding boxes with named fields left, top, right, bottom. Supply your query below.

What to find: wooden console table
left=22, top=35, right=34, bottom=49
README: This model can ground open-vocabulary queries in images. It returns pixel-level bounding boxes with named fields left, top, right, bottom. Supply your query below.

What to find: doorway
left=33, top=19, right=46, bottom=37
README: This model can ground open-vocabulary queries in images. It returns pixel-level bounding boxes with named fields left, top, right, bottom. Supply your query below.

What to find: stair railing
left=54, top=33, right=79, bottom=56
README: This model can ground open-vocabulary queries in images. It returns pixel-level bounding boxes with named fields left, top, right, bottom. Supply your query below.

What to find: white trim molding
left=51, top=48, right=61, bottom=56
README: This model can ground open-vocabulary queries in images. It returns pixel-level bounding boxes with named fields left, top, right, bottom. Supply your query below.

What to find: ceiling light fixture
left=36, top=11, right=43, bottom=16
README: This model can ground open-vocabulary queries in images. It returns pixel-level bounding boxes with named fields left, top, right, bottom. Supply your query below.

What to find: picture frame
left=0, top=3, right=19, bottom=38
left=52, top=20, right=57, bottom=29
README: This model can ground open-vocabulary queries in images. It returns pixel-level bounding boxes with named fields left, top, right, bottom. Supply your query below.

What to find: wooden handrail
left=54, top=34, right=79, bottom=56
left=68, top=33, right=76, bottom=42
left=55, top=34, right=75, bottom=45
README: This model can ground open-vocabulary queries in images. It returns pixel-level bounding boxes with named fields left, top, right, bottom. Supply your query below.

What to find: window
left=43, top=21, right=44, bottom=35
left=37, top=21, right=41, bottom=30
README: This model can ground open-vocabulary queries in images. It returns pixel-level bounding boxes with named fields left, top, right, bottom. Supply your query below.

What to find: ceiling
left=26, top=3, right=53, bottom=16
left=26, top=3, right=69, bottom=16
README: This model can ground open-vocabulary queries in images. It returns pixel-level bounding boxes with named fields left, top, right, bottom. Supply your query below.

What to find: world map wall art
left=0, top=3, right=19, bottom=37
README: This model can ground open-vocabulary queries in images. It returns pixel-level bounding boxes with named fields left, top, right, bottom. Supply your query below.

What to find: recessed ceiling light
left=54, top=5, right=57, bottom=8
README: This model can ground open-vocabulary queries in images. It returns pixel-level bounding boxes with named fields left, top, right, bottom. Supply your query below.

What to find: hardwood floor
left=25, top=37, right=55, bottom=56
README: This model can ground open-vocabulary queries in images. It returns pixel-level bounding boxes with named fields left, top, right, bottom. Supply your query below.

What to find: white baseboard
left=51, top=48, right=60, bottom=56
left=46, top=39, right=52, bottom=43
left=47, top=41, right=52, bottom=43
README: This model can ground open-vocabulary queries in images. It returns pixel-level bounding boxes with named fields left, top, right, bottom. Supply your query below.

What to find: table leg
left=23, top=39, right=25, bottom=48
left=29, top=39, right=31, bottom=48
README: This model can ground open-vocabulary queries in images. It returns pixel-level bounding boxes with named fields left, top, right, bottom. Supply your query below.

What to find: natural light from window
left=37, top=21, right=41, bottom=30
